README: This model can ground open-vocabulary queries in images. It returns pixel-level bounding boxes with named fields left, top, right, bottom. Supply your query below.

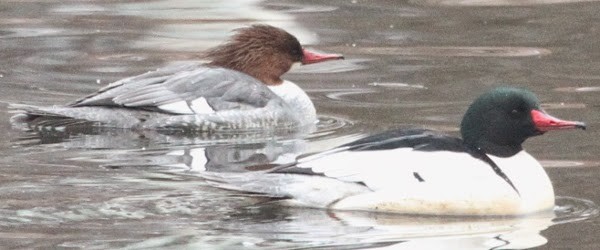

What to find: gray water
left=1, top=0, right=600, bottom=249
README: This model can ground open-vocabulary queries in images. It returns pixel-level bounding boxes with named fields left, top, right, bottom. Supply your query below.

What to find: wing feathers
left=114, top=86, right=179, bottom=106
left=69, top=64, right=276, bottom=114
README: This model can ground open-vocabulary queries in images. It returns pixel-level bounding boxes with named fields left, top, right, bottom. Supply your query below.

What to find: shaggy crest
left=206, top=25, right=304, bottom=85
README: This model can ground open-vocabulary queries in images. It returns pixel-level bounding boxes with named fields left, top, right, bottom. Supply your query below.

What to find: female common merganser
left=202, top=87, right=586, bottom=216
left=11, top=25, right=344, bottom=131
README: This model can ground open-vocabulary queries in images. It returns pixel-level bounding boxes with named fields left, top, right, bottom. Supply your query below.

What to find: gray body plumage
left=10, top=62, right=315, bottom=131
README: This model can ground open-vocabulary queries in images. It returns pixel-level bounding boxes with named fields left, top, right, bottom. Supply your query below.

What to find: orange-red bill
left=531, top=109, right=586, bottom=132
left=301, top=49, right=344, bottom=65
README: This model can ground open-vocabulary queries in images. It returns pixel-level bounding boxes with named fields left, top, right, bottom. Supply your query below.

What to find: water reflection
left=9, top=114, right=356, bottom=175
left=201, top=205, right=556, bottom=249
left=84, top=139, right=306, bottom=173
left=124, top=196, right=595, bottom=249
left=1, top=187, right=594, bottom=249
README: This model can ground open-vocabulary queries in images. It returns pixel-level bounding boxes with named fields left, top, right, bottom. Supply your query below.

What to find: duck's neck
left=472, top=140, right=523, bottom=158
left=461, top=127, right=526, bottom=158
left=268, top=80, right=317, bottom=124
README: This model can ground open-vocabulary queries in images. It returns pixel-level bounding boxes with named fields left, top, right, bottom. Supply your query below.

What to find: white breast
left=488, top=151, right=555, bottom=213
left=268, top=80, right=317, bottom=124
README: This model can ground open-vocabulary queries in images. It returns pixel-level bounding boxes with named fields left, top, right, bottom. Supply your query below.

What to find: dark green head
left=460, top=87, right=585, bottom=157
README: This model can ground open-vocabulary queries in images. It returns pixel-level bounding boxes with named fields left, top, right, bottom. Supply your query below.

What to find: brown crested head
left=206, top=24, right=344, bottom=85
left=206, top=25, right=303, bottom=85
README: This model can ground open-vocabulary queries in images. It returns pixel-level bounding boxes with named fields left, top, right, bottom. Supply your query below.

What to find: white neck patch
left=268, top=80, right=317, bottom=123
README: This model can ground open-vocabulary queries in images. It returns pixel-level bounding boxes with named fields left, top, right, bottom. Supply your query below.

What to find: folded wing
left=70, top=62, right=278, bottom=114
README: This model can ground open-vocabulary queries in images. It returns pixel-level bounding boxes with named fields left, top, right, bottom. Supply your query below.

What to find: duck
left=10, top=25, right=344, bottom=131
left=201, top=87, right=586, bottom=216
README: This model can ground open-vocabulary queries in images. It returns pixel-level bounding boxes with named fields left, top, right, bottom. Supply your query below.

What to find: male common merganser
left=202, top=87, right=586, bottom=216
left=10, top=25, right=344, bottom=131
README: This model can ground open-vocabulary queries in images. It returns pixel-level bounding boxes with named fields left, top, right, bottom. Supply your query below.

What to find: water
left=1, top=0, right=600, bottom=248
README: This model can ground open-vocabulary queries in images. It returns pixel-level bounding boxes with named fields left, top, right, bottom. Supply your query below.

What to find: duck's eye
left=510, top=106, right=527, bottom=117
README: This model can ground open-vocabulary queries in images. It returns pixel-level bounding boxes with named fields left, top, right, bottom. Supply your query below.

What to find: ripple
left=325, top=88, right=377, bottom=102
left=51, top=4, right=107, bottom=14
left=324, top=46, right=551, bottom=57
left=95, top=53, right=149, bottom=62
left=290, top=58, right=369, bottom=74
left=368, top=82, right=427, bottom=89
left=2, top=27, right=64, bottom=38
left=422, top=114, right=459, bottom=122
left=553, top=196, right=599, bottom=224
left=23, top=51, right=85, bottom=67
left=541, top=160, right=600, bottom=168
left=324, top=88, right=460, bottom=108
left=310, top=115, right=355, bottom=138
left=411, top=0, right=600, bottom=6
left=555, top=86, right=600, bottom=93
left=266, top=3, right=339, bottom=13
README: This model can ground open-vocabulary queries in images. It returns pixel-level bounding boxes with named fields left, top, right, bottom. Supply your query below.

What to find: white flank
left=158, top=98, right=214, bottom=115
left=190, top=97, right=214, bottom=114
left=290, top=148, right=554, bottom=215
left=159, top=101, right=194, bottom=114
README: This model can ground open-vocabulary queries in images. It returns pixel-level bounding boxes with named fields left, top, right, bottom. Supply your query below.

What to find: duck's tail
left=9, top=104, right=97, bottom=129
left=9, top=103, right=67, bottom=118
left=8, top=103, right=157, bottom=129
